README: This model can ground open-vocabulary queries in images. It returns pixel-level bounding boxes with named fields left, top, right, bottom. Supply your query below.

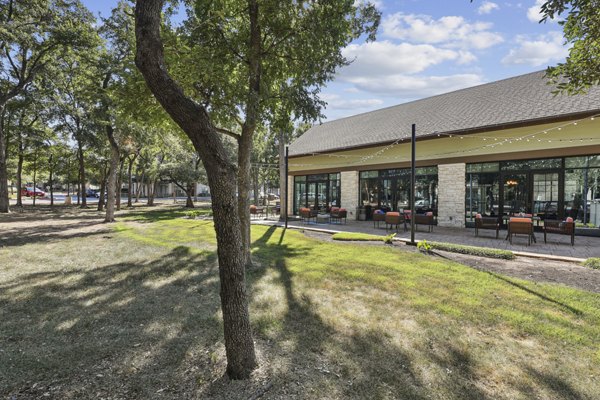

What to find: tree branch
left=215, top=127, right=241, bottom=141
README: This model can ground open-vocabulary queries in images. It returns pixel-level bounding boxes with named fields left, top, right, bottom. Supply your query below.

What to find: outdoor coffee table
left=316, top=213, right=330, bottom=224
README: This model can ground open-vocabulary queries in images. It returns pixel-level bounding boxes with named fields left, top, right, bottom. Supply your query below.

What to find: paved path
left=254, top=218, right=600, bottom=260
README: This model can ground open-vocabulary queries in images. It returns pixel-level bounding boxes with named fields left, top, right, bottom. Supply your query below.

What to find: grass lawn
left=1, top=206, right=599, bottom=399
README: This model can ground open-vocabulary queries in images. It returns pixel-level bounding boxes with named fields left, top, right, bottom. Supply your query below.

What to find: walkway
left=253, top=217, right=600, bottom=260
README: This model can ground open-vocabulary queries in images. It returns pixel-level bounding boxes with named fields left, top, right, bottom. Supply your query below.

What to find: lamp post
left=410, top=124, right=416, bottom=245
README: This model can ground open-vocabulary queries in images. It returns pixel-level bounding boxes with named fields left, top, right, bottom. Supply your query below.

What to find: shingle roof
left=289, top=71, right=600, bottom=156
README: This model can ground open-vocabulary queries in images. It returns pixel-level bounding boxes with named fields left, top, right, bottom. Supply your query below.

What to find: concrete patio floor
left=253, top=217, right=600, bottom=260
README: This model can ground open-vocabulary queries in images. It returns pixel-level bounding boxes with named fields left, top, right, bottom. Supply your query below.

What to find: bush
left=384, top=233, right=396, bottom=245
left=583, top=258, right=600, bottom=270
left=426, top=241, right=515, bottom=260
left=417, top=240, right=432, bottom=253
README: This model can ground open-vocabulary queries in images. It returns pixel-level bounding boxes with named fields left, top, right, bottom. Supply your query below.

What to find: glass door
left=316, top=181, right=328, bottom=212
left=533, top=172, right=560, bottom=220
left=503, top=173, right=530, bottom=216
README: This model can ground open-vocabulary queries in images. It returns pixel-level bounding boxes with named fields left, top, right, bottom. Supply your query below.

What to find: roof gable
left=289, top=71, right=600, bottom=156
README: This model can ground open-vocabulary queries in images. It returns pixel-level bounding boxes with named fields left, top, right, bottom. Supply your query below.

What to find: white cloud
left=527, top=0, right=544, bottom=22
left=321, top=94, right=384, bottom=110
left=527, top=0, right=558, bottom=22
left=381, top=13, right=503, bottom=50
left=478, top=1, right=500, bottom=14
left=341, top=41, right=474, bottom=78
left=502, top=31, right=568, bottom=66
left=343, top=74, right=485, bottom=98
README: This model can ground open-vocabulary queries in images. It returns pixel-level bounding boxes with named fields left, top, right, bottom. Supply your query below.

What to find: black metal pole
left=410, top=124, right=416, bottom=244
left=284, top=145, right=289, bottom=229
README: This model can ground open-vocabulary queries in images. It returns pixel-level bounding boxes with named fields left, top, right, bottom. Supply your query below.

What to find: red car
left=21, top=187, right=45, bottom=197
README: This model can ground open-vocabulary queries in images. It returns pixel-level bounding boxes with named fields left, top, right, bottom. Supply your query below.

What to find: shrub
left=417, top=240, right=432, bottom=253
left=384, top=233, right=396, bottom=245
left=426, top=241, right=514, bottom=260
left=583, top=258, right=600, bottom=270
left=332, top=232, right=385, bottom=242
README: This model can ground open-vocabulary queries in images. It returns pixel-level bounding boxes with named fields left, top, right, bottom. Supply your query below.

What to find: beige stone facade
left=340, top=171, right=359, bottom=219
left=437, top=163, right=466, bottom=228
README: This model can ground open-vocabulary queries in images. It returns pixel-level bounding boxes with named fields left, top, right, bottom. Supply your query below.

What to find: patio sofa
left=474, top=214, right=500, bottom=238
left=543, top=218, right=575, bottom=246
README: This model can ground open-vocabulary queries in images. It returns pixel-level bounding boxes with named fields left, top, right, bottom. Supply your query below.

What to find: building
left=287, top=71, right=600, bottom=228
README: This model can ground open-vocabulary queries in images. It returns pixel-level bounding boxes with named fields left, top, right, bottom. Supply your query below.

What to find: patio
left=253, top=217, right=600, bottom=260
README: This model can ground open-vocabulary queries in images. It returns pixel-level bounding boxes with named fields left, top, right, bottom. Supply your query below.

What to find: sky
left=82, top=0, right=569, bottom=121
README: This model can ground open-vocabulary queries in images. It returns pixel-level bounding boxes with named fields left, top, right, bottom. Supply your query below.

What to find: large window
left=359, top=167, right=438, bottom=219
left=293, top=173, right=341, bottom=214
left=564, top=156, right=600, bottom=225
left=466, top=155, right=600, bottom=224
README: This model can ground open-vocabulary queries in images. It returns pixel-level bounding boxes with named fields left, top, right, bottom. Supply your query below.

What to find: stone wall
left=437, top=163, right=466, bottom=228
left=287, top=176, right=294, bottom=215
left=341, top=171, right=359, bottom=220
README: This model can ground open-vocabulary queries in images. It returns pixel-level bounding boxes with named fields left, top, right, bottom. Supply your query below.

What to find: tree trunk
left=97, top=164, right=107, bottom=212
left=147, top=179, right=157, bottom=206
left=135, top=169, right=144, bottom=203
left=278, top=132, right=286, bottom=220
left=78, top=140, right=87, bottom=208
left=49, top=154, right=54, bottom=207
left=127, top=154, right=137, bottom=207
left=0, top=105, right=8, bottom=213
left=105, top=125, right=119, bottom=223
left=116, top=157, right=125, bottom=211
left=134, top=0, right=257, bottom=378
left=16, top=147, right=23, bottom=207
left=185, top=183, right=194, bottom=208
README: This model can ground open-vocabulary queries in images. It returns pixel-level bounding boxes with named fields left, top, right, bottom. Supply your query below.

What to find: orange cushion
left=566, top=217, right=574, bottom=223
left=339, top=208, right=346, bottom=212
left=426, top=211, right=433, bottom=216
left=386, top=212, right=400, bottom=216
left=510, top=217, right=532, bottom=223
left=475, top=213, right=482, bottom=219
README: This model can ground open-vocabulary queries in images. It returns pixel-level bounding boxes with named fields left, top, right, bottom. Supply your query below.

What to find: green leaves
left=539, top=0, right=600, bottom=94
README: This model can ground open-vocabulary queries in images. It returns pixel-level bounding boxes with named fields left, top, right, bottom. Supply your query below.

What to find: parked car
left=86, top=189, right=100, bottom=198
left=21, top=187, right=45, bottom=197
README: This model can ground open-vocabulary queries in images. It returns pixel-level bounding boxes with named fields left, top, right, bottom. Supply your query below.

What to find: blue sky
left=82, top=0, right=568, bottom=121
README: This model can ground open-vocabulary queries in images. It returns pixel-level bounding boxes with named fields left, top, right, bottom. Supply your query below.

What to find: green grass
left=583, top=257, right=600, bottom=270
left=2, top=206, right=600, bottom=399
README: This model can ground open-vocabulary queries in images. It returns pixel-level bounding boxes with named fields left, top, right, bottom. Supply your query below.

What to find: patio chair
left=249, top=205, right=258, bottom=219
left=330, top=207, right=347, bottom=224
left=475, top=214, right=500, bottom=238
left=385, top=211, right=406, bottom=232
left=508, top=217, right=534, bottom=245
left=543, top=218, right=575, bottom=246
left=373, top=209, right=386, bottom=228
left=414, top=212, right=434, bottom=232
left=299, top=207, right=317, bottom=224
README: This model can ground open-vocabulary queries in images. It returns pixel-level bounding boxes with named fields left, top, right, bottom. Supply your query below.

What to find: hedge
left=583, top=258, right=600, bottom=270
left=425, top=241, right=515, bottom=260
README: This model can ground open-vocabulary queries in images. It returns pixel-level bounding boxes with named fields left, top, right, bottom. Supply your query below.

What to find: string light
left=286, top=114, right=599, bottom=164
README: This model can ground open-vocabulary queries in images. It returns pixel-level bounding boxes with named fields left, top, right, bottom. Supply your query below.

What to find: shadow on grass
left=248, top=225, right=589, bottom=400
left=1, top=217, right=592, bottom=399
left=0, top=220, right=110, bottom=247
left=0, top=246, right=224, bottom=399
left=487, top=272, right=583, bottom=316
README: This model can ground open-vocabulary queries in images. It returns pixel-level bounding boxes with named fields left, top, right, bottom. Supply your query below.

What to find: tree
left=177, top=0, right=379, bottom=267
left=134, top=0, right=379, bottom=379
left=0, top=0, right=96, bottom=212
left=539, top=1, right=599, bottom=93
left=160, top=134, right=206, bottom=208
